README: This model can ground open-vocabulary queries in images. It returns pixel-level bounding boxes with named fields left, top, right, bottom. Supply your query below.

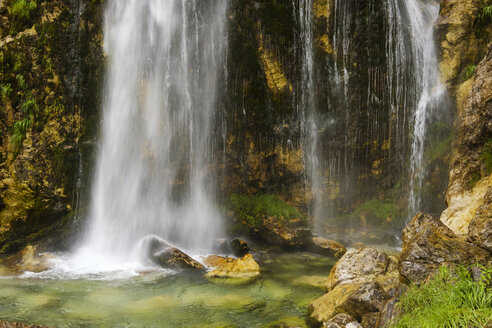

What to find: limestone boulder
left=204, top=254, right=260, bottom=279
left=375, top=298, right=401, bottom=328
left=261, top=218, right=312, bottom=249
left=399, top=213, right=490, bottom=285
left=325, top=246, right=399, bottom=296
left=324, top=313, right=361, bottom=328
left=308, top=246, right=400, bottom=327
left=3, top=245, right=53, bottom=273
left=142, top=236, right=204, bottom=271
left=309, top=237, right=346, bottom=258
left=308, top=282, right=387, bottom=326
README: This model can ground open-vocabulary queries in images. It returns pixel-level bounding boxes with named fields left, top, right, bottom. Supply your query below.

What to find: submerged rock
left=142, top=236, right=204, bottom=271
left=399, top=213, right=490, bottom=285
left=204, top=254, right=260, bottom=279
left=308, top=237, right=346, bottom=258
left=0, top=321, right=47, bottom=328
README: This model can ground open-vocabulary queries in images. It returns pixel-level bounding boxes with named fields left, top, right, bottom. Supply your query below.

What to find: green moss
left=393, top=265, right=492, bottom=328
left=481, top=139, right=492, bottom=175
left=229, top=194, right=305, bottom=228
left=354, top=199, right=399, bottom=225
left=469, top=173, right=482, bottom=189
left=8, top=0, right=37, bottom=34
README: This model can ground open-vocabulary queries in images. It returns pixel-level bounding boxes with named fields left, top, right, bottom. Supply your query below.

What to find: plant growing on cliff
left=11, top=97, right=36, bottom=152
left=1, top=84, right=12, bottom=100
left=229, top=194, right=305, bottom=228
left=393, top=265, right=492, bottom=328
left=8, top=0, right=37, bottom=33
left=464, top=65, right=477, bottom=80
left=481, top=138, right=492, bottom=174
left=479, top=5, right=492, bottom=23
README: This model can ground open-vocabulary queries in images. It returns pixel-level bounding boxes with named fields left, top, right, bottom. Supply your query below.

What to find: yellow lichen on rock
left=316, top=34, right=334, bottom=55
left=313, top=0, right=330, bottom=19
left=437, top=0, right=481, bottom=85
left=257, top=33, right=292, bottom=97
left=204, top=254, right=260, bottom=279
left=441, top=174, right=492, bottom=236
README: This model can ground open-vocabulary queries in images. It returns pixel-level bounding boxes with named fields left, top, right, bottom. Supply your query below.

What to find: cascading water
left=75, top=0, right=228, bottom=268
left=297, top=0, right=447, bottom=236
left=406, top=0, right=446, bottom=219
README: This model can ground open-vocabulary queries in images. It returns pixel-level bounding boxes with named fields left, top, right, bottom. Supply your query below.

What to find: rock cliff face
left=0, top=0, right=491, bottom=253
left=437, top=0, right=492, bottom=237
left=0, top=0, right=104, bottom=253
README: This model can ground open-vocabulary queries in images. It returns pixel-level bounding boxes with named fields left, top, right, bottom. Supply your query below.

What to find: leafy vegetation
left=394, top=265, right=492, bottom=328
left=481, top=139, right=492, bottom=175
left=8, top=0, right=37, bottom=33
left=11, top=97, right=37, bottom=152
left=465, top=65, right=477, bottom=80
left=353, top=199, right=399, bottom=225
left=479, top=5, right=492, bottom=24
left=229, top=194, right=305, bottom=228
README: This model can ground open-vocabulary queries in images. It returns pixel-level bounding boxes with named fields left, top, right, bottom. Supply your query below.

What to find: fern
left=480, top=5, right=492, bottom=23
left=16, top=74, right=26, bottom=90
left=11, top=118, right=31, bottom=149
left=1, top=84, right=12, bottom=100
left=465, top=65, right=477, bottom=80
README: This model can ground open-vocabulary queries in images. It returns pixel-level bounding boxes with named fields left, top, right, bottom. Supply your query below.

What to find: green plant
left=393, top=265, right=492, bottom=328
left=353, top=199, right=399, bottom=225
left=13, top=54, right=25, bottom=72
left=16, top=74, right=26, bottom=90
left=469, top=172, right=482, bottom=189
left=8, top=0, right=37, bottom=22
left=229, top=194, right=305, bottom=228
left=481, top=139, right=492, bottom=174
left=465, top=65, right=477, bottom=80
left=479, top=5, right=492, bottom=23
left=1, top=84, right=12, bottom=100
left=11, top=118, right=31, bottom=148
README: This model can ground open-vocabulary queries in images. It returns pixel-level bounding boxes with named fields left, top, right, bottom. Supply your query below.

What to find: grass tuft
left=393, top=265, right=492, bottom=328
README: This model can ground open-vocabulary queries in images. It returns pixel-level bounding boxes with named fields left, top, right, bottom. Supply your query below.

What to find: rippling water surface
left=0, top=252, right=335, bottom=328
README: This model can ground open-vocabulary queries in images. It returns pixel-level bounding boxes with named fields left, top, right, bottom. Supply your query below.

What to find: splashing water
left=72, top=0, right=228, bottom=270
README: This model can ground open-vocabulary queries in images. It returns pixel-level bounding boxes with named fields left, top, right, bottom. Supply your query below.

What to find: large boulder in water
left=325, top=246, right=399, bottom=296
left=308, top=237, right=347, bottom=258
left=399, top=213, right=490, bottom=285
left=142, top=236, right=204, bottom=271
left=308, top=246, right=399, bottom=326
left=203, top=254, right=260, bottom=279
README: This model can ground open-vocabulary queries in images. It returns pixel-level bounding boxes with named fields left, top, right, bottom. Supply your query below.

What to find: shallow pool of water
left=0, top=252, right=335, bottom=328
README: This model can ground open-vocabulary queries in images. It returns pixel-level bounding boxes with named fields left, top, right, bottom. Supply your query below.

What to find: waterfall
left=297, top=0, right=446, bottom=234
left=77, top=0, right=228, bottom=265
left=406, top=0, right=445, bottom=219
